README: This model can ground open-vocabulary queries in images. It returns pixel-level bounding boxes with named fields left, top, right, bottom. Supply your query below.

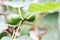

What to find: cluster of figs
left=7, top=14, right=35, bottom=25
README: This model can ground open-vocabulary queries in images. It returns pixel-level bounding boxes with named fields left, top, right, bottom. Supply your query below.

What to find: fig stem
left=27, top=13, right=35, bottom=19
left=18, top=7, right=23, bottom=20
left=12, top=18, right=26, bottom=40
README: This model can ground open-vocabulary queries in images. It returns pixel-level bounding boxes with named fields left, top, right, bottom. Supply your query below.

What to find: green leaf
left=0, top=32, right=8, bottom=39
left=42, top=30, right=58, bottom=40
left=1, top=36, right=12, bottom=40
left=40, top=11, right=58, bottom=26
left=28, top=2, right=60, bottom=12
left=16, top=35, right=32, bottom=40
left=21, top=22, right=33, bottom=30
left=28, top=3, right=47, bottom=12
left=43, top=2, right=60, bottom=11
left=8, top=0, right=12, bottom=1
left=54, top=2, right=60, bottom=8
left=1, top=35, right=32, bottom=40
left=20, top=23, right=33, bottom=36
left=20, top=29, right=30, bottom=36
left=20, top=22, right=34, bottom=36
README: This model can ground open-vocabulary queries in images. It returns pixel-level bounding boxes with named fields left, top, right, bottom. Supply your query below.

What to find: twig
left=13, top=21, right=22, bottom=40
left=18, top=7, right=23, bottom=19
left=27, top=13, right=35, bottom=19
left=13, top=18, right=26, bottom=40
left=12, top=7, right=26, bottom=40
left=0, top=0, right=7, bottom=23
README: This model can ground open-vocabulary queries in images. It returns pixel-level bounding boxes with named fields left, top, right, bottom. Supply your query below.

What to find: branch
left=18, top=7, right=23, bottom=20
left=0, top=0, right=7, bottom=23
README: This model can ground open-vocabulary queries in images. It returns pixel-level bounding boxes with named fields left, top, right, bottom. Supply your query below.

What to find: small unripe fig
left=26, top=15, right=35, bottom=22
left=7, top=14, right=22, bottom=25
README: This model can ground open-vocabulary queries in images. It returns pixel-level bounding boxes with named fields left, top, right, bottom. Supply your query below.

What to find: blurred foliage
left=0, top=32, right=8, bottom=39
left=38, top=11, right=58, bottom=31
left=0, top=5, right=2, bottom=13
left=43, top=2, right=60, bottom=10
left=28, top=3, right=47, bottom=12
left=1, top=35, right=32, bottom=40
left=28, top=2, right=60, bottom=12
left=6, top=6, right=18, bottom=14
left=42, top=30, right=58, bottom=40
left=20, top=29, right=30, bottom=36
left=40, top=11, right=58, bottom=26
left=8, top=0, right=25, bottom=2
left=1, top=36, right=12, bottom=40
left=0, top=0, right=59, bottom=40
left=20, top=7, right=26, bottom=18
left=20, top=21, right=34, bottom=36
